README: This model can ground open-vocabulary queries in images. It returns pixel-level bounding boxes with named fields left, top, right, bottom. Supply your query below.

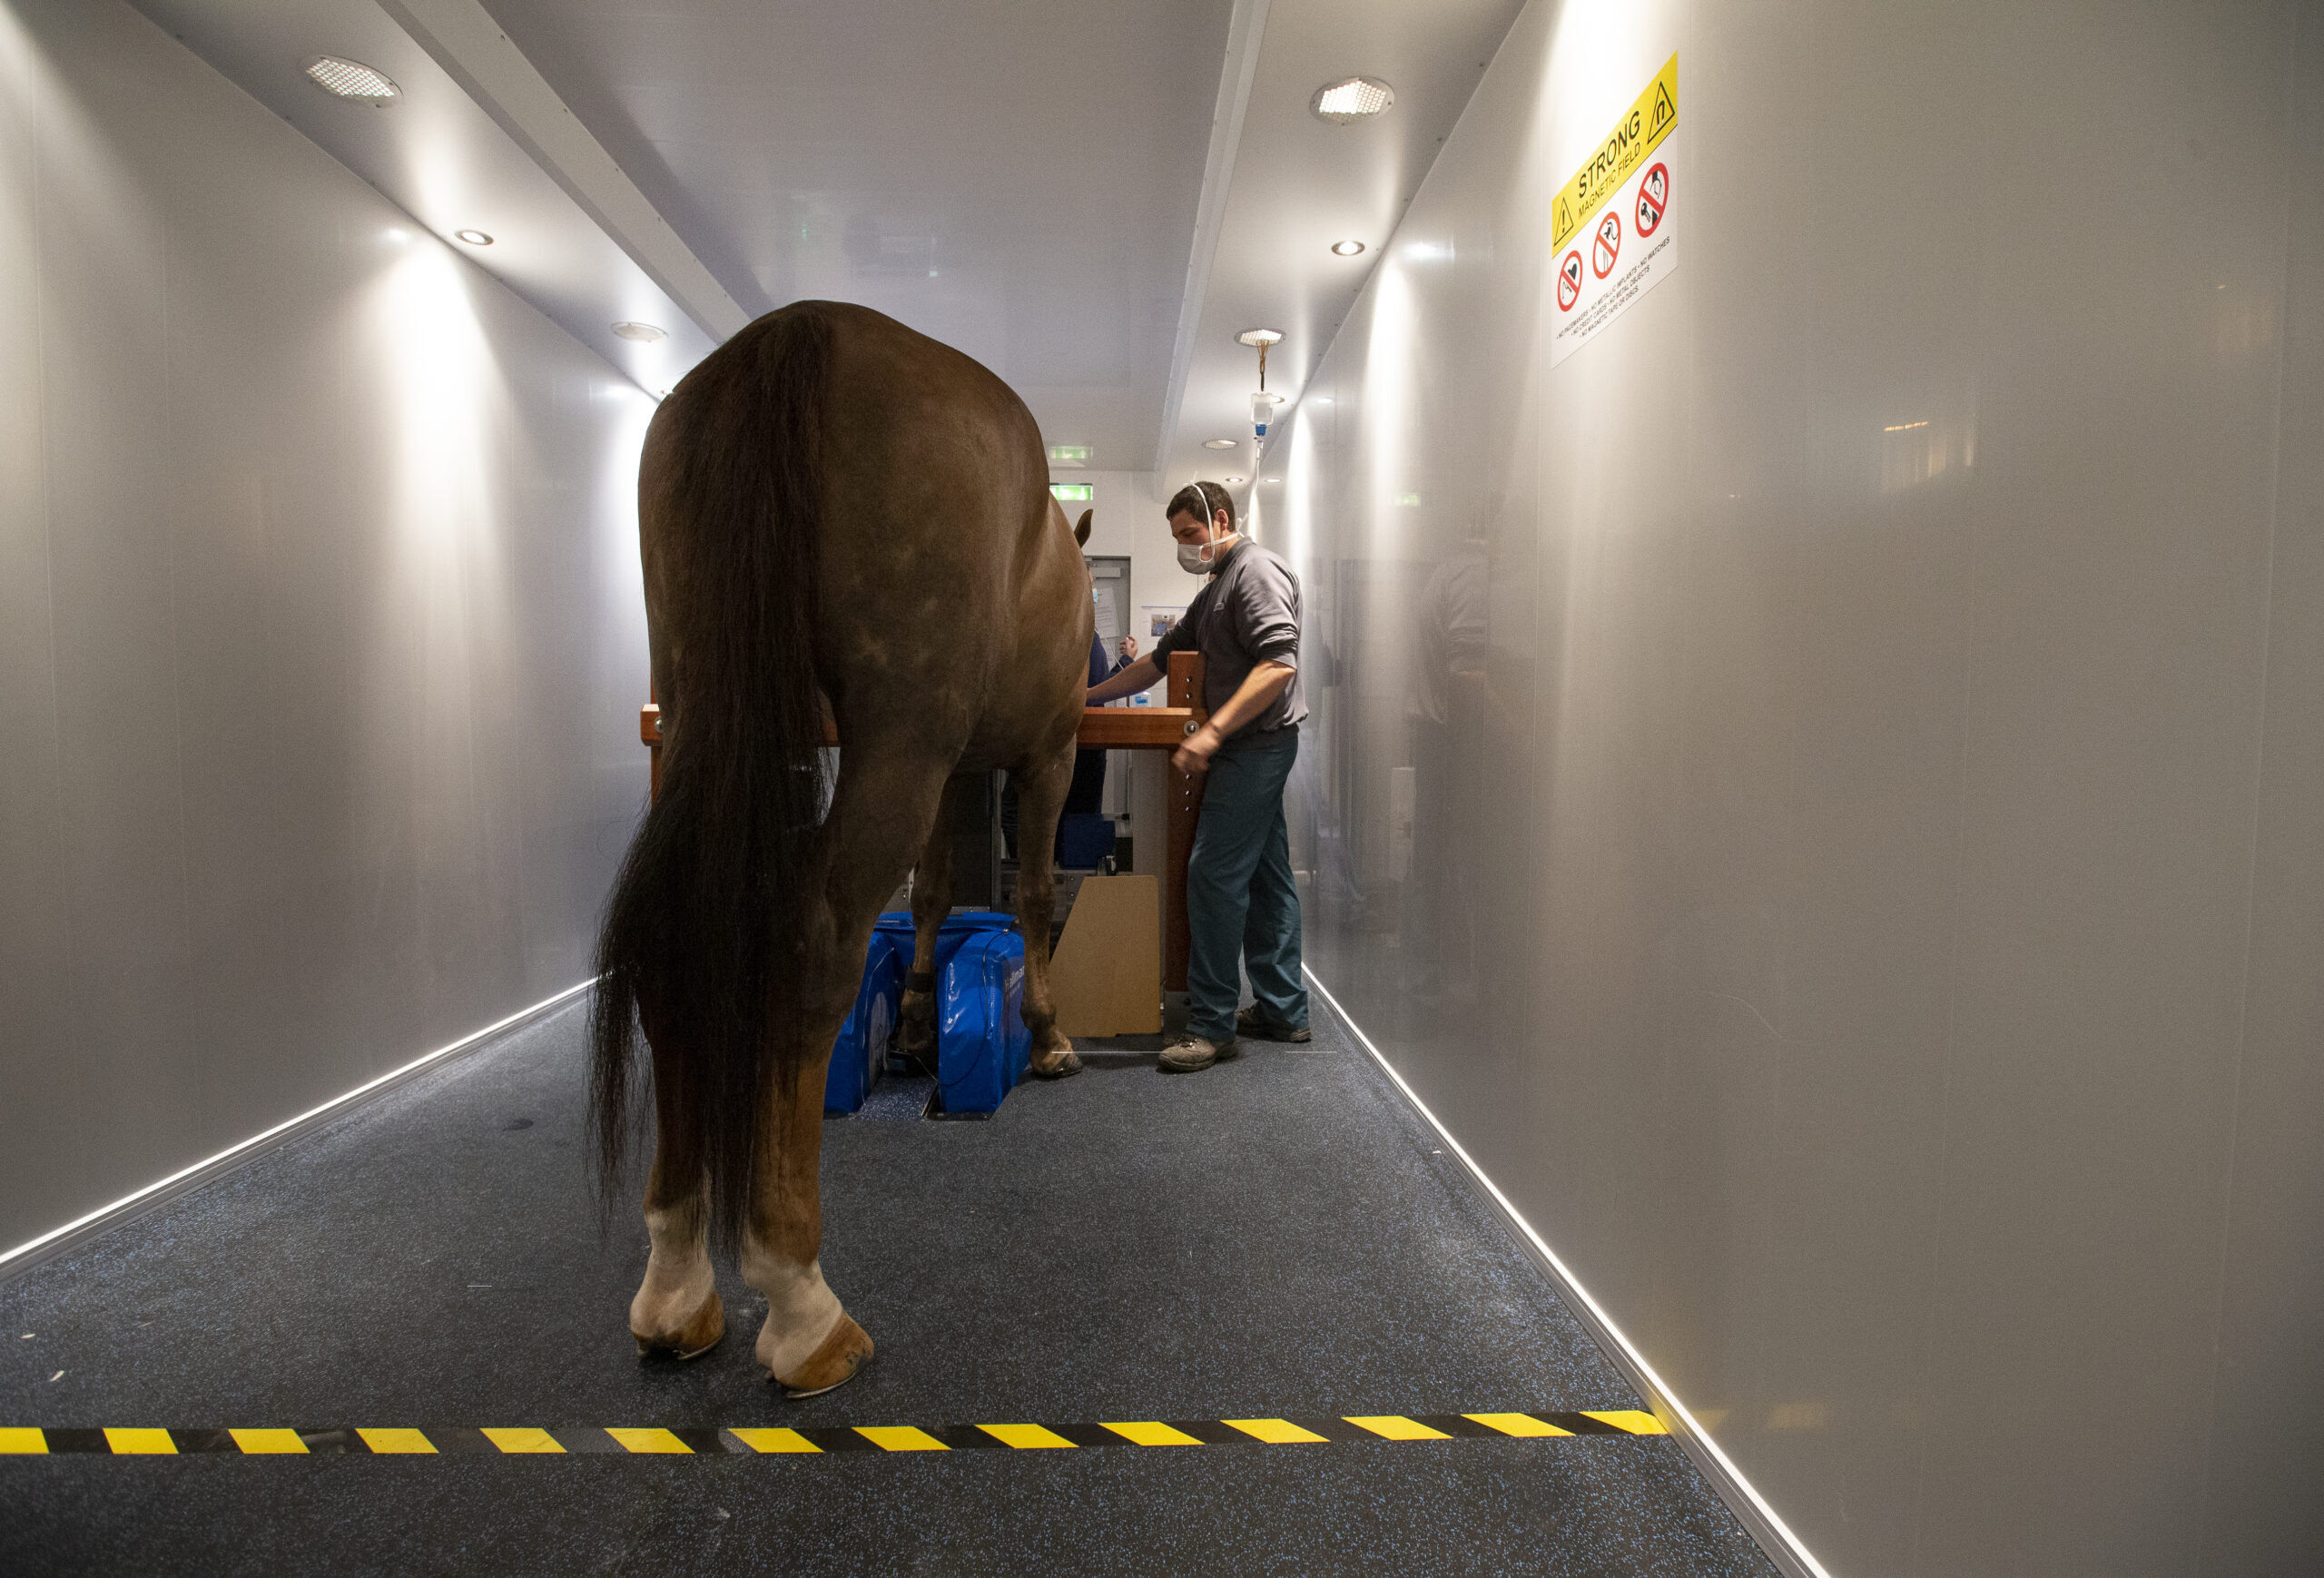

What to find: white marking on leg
left=630, top=1203, right=714, bottom=1338
left=741, top=1241, right=843, bottom=1378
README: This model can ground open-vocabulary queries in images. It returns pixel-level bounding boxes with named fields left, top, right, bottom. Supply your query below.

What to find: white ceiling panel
left=1159, top=0, right=1527, bottom=497
left=476, top=0, right=1235, bottom=469
left=131, top=0, right=726, bottom=394
left=131, top=0, right=1511, bottom=484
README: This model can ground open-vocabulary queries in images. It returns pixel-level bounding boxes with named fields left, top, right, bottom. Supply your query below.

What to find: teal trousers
left=1186, top=727, right=1306, bottom=1042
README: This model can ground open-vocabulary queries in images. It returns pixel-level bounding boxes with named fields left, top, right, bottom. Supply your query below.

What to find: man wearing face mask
left=1086, top=480, right=1309, bottom=1071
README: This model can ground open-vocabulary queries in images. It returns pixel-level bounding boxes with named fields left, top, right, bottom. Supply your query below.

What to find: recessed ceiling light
left=1203, top=439, right=1238, bottom=450
left=303, top=55, right=400, bottom=106
left=454, top=230, right=494, bottom=246
left=1224, top=476, right=1247, bottom=484
left=1263, top=477, right=1282, bottom=484
left=1331, top=240, right=1366, bottom=257
left=1311, top=76, right=1394, bottom=124
left=1236, top=328, right=1285, bottom=348
left=611, top=321, right=666, bottom=342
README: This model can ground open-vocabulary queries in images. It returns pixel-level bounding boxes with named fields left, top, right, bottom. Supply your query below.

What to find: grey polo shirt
left=1154, top=539, right=1306, bottom=737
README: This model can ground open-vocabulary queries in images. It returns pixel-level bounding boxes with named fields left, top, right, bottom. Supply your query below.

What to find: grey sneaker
left=1235, top=1006, right=1311, bottom=1043
left=1157, top=1035, right=1239, bottom=1073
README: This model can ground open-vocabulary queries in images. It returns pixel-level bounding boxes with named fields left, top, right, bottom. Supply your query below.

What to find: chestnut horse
left=591, top=301, right=1090, bottom=1395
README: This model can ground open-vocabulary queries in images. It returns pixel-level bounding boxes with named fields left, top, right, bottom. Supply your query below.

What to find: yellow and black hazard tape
left=0, top=1411, right=1666, bottom=1456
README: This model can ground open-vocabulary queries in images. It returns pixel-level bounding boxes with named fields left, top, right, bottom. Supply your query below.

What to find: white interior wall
left=0, top=0, right=652, bottom=1255
left=1271, top=1, right=2324, bottom=1573
left=1055, top=467, right=1171, bottom=671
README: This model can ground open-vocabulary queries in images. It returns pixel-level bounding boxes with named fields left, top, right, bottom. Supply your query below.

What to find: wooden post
left=1164, top=651, right=1207, bottom=992
left=642, top=700, right=663, bottom=802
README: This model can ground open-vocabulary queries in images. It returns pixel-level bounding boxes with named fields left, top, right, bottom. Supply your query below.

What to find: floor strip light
left=0, top=980, right=594, bottom=1273
left=1302, top=965, right=1835, bottom=1578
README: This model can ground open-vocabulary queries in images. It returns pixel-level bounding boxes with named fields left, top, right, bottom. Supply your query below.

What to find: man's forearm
left=1087, top=653, right=1162, bottom=704
left=1202, top=661, right=1295, bottom=738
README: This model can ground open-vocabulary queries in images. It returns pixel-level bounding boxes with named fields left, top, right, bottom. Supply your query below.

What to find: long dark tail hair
left=590, top=305, right=833, bottom=1246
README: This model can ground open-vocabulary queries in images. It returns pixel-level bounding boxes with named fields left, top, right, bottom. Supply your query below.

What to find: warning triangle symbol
left=1555, top=196, right=1571, bottom=236
left=1650, top=81, right=1675, bottom=133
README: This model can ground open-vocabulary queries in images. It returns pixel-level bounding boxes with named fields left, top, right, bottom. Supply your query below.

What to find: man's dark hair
left=1167, top=480, right=1236, bottom=531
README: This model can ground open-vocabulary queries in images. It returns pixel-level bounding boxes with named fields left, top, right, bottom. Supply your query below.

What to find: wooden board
left=1074, top=706, right=1198, bottom=747
left=1047, top=875, right=1162, bottom=1037
left=641, top=702, right=1198, bottom=751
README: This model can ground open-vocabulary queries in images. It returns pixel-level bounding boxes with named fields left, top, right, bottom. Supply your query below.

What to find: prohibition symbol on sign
left=1591, top=211, right=1622, bottom=279
left=1635, top=162, right=1668, bottom=237
left=1557, top=251, right=1583, bottom=311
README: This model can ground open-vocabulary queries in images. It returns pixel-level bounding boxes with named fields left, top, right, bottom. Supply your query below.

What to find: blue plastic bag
left=859, top=912, right=1029, bottom=1112
left=823, top=930, right=901, bottom=1112
left=871, top=910, right=1014, bottom=976
left=936, top=928, right=1030, bottom=1114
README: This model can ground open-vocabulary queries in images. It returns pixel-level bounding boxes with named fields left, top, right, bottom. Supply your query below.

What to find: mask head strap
left=1191, top=481, right=1225, bottom=564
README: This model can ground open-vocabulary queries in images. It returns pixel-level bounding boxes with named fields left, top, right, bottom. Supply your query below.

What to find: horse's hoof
left=896, top=1034, right=938, bottom=1080
left=773, top=1314, right=873, bottom=1398
left=633, top=1289, right=725, bottom=1361
left=1027, top=1046, right=1082, bottom=1080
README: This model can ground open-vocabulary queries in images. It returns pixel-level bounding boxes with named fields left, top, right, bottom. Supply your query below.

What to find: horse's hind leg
left=744, top=1051, right=867, bottom=1396
left=631, top=1103, right=723, bottom=1356
left=745, top=743, right=948, bottom=1396
left=1013, top=735, right=1082, bottom=1079
left=897, top=774, right=970, bottom=1072
left=631, top=1031, right=723, bottom=1358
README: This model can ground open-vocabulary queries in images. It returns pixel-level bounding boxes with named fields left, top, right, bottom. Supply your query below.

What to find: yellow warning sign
left=1551, top=54, right=1678, bottom=251
left=1549, top=54, right=1680, bottom=367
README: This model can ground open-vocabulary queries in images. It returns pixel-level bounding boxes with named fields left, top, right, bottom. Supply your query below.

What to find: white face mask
left=1177, top=500, right=1228, bottom=575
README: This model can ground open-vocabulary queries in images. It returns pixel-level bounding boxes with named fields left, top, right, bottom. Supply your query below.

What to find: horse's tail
left=590, top=305, right=833, bottom=1247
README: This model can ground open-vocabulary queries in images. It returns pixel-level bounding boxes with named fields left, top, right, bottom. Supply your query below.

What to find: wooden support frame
left=1161, top=650, right=1207, bottom=994
left=638, top=652, right=1208, bottom=991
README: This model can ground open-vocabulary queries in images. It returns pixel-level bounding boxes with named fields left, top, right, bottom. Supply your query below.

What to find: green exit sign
left=1048, top=445, right=1091, bottom=465
left=1049, top=483, right=1093, bottom=502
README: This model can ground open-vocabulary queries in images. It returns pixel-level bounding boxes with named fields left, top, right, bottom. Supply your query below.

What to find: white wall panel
left=0, top=0, right=651, bottom=1252
left=1265, top=1, right=2324, bottom=1572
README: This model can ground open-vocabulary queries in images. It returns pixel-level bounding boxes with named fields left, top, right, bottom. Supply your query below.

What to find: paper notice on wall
left=1132, top=606, right=1187, bottom=703
left=1550, top=54, right=1678, bottom=368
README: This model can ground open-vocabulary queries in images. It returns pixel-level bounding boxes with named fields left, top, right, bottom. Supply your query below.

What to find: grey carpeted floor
left=1, top=990, right=1777, bottom=1577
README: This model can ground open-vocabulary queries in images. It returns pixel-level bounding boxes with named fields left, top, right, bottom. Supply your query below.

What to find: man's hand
left=1172, top=660, right=1295, bottom=771
left=1172, top=722, right=1224, bottom=775
left=1119, top=635, right=1139, bottom=661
